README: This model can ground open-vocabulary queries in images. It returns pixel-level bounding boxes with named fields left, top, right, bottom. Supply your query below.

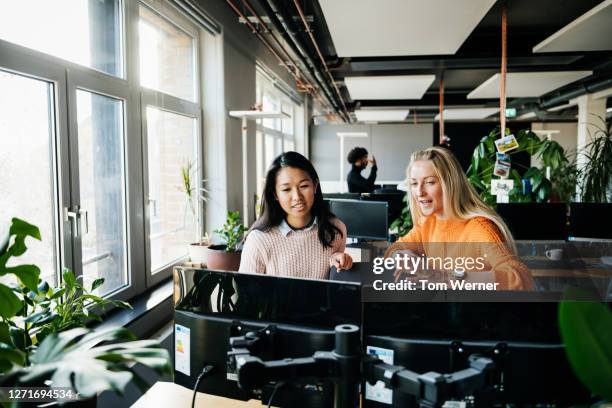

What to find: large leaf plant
left=0, top=218, right=171, bottom=399
left=466, top=127, right=575, bottom=206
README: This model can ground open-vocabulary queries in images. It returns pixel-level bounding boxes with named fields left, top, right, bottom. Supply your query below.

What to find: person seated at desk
left=347, top=147, right=377, bottom=193
left=387, top=147, right=534, bottom=290
left=239, top=151, right=353, bottom=279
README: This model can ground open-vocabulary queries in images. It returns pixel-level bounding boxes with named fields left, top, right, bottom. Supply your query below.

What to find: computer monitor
left=328, top=198, right=388, bottom=240
left=361, top=192, right=406, bottom=224
left=569, top=203, right=612, bottom=239
left=323, top=192, right=361, bottom=200
left=362, top=302, right=590, bottom=406
left=496, top=203, right=567, bottom=240
left=173, top=268, right=361, bottom=406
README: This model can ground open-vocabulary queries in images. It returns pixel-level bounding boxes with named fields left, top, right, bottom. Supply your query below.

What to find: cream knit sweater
left=238, top=219, right=347, bottom=280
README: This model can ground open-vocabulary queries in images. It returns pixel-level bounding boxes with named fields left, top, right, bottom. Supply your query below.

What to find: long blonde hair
left=407, top=147, right=516, bottom=252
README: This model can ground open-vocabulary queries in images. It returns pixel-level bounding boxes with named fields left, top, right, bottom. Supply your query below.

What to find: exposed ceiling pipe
left=239, top=0, right=312, bottom=91
left=291, top=0, right=349, bottom=120
left=225, top=1, right=306, bottom=89
left=257, top=0, right=350, bottom=122
left=225, top=0, right=336, bottom=116
left=539, top=75, right=612, bottom=109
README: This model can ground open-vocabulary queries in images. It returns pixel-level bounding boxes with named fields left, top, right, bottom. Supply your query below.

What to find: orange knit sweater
left=395, top=216, right=534, bottom=290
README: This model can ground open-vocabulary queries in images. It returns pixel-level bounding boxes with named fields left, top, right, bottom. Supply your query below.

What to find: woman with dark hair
left=239, top=151, right=353, bottom=279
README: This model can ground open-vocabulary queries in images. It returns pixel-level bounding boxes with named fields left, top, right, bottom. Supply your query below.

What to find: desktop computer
left=173, top=267, right=361, bottom=406
left=496, top=203, right=568, bottom=240
left=173, top=268, right=592, bottom=407
left=569, top=203, right=612, bottom=239
left=327, top=198, right=389, bottom=241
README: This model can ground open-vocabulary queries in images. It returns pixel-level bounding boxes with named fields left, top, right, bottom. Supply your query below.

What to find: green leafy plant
left=390, top=196, right=413, bottom=237
left=214, top=211, right=246, bottom=252
left=580, top=117, right=612, bottom=203
left=32, top=269, right=131, bottom=343
left=3, top=326, right=171, bottom=399
left=466, top=127, right=574, bottom=206
left=558, top=299, right=612, bottom=401
left=0, top=218, right=171, bottom=399
left=178, top=159, right=209, bottom=218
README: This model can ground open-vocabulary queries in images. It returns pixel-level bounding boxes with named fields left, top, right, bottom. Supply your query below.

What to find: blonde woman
left=389, top=147, right=534, bottom=290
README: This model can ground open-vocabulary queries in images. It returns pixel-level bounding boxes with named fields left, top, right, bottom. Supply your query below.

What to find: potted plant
left=579, top=117, right=612, bottom=203
left=178, top=159, right=211, bottom=264
left=466, top=127, right=573, bottom=206
left=206, top=211, right=246, bottom=271
left=0, top=218, right=171, bottom=404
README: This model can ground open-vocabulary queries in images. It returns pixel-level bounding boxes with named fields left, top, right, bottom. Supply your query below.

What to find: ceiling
left=229, top=0, right=612, bottom=123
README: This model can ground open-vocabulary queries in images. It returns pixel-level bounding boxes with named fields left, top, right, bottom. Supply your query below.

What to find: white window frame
left=0, top=0, right=206, bottom=299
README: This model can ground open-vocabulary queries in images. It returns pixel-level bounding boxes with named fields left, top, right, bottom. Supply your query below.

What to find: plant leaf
left=559, top=300, right=612, bottom=400
left=0, top=284, right=23, bottom=319
left=2, top=265, right=40, bottom=292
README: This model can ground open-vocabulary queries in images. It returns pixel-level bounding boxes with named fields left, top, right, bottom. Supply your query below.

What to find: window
left=139, top=3, right=197, bottom=102
left=0, top=0, right=123, bottom=77
left=255, top=70, right=304, bottom=196
left=0, top=0, right=203, bottom=299
left=76, top=90, right=128, bottom=295
left=146, top=107, right=198, bottom=273
left=0, top=71, right=59, bottom=286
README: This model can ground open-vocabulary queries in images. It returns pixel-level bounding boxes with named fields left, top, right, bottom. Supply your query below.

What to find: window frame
left=0, top=0, right=205, bottom=301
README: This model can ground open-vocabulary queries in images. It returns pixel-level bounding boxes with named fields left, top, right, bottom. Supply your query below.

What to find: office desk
left=132, top=382, right=267, bottom=407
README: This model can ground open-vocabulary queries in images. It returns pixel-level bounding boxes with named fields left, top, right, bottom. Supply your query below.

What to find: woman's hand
left=330, top=252, right=354, bottom=271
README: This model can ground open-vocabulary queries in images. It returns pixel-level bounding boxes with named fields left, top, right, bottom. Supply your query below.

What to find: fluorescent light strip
left=354, top=109, right=409, bottom=122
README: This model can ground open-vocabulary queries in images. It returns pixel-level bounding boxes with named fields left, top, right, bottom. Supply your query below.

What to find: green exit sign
left=505, top=108, right=517, bottom=118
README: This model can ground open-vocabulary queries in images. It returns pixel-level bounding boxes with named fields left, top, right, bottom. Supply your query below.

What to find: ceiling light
left=467, top=71, right=592, bottom=99
left=434, top=108, right=498, bottom=120
left=345, top=75, right=435, bottom=100
left=354, top=109, right=409, bottom=122
left=533, top=0, right=612, bottom=53
left=319, top=0, right=496, bottom=57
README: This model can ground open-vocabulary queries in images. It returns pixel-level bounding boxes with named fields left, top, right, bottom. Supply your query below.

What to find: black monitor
left=173, top=268, right=361, bottom=406
left=496, top=203, right=567, bottom=240
left=328, top=198, right=388, bottom=240
left=323, top=192, right=361, bottom=200
left=569, top=203, right=612, bottom=239
left=361, top=302, right=590, bottom=407
left=361, top=192, right=406, bottom=224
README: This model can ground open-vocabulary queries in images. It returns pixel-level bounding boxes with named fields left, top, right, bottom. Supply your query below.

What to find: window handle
left=64, top=207, right=79, bottom=238
left=79, top=208, right=89, bottom=235
left=148, top=197, right=157, bottom=217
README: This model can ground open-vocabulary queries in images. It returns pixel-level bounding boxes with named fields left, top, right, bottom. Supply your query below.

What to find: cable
left=267, top=381, right=285, bottom=408
left=191, top=364, right=214, bottom=408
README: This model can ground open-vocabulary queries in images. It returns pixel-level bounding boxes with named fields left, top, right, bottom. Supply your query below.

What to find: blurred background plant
left=579, top=117, right=612, bottom=203
left=467, top=127, right=575, bottom=206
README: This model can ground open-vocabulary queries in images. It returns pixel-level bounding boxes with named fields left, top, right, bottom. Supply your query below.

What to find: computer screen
left=496, top=203, right=567, bottom=240
left=361, top=192, right=406, bottom=224
left=569, top=203, right=612, bottom=239
left=173, top=268, right=361, bottom=406
left=323, top=192, right=361, bottom=200
left=361, top=302, right=590, bottom=407
left=328, top=198, right=388, bottom=240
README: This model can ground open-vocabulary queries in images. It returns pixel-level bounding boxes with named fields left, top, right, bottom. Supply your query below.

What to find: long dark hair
left=249, top=151, right=343, bottom=248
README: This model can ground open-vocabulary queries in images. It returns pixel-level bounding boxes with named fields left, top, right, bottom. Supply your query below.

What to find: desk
left=132, top=382, right=266, bottom=408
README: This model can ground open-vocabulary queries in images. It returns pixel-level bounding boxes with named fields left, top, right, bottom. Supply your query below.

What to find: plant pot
left=188, top=242, right=210, bottom=265
left=206, top=245, right=242, bottom=271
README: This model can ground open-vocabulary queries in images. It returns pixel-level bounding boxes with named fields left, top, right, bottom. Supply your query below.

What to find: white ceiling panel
left=345, top=75, right=435, bottom=100
left=467, top=71, right=592, bottom=99
left=319, top=0, right=496, bottom=57
left=435, top=108, right=498, bottom=120
left=354, top=109, right=409, bottom=122
left=533, top=0, right=612, bottom=53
